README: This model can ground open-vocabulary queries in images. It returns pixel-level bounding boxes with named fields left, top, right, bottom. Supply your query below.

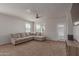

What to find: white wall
left=35, top=16, right=68, bottom=41
left=34, top=13, right=72, bottom=41
left=35, top=15, right=72, bottom=41
left=0, top=13, right=34, bottom=45
left=34, top=4, right=72, bottom=41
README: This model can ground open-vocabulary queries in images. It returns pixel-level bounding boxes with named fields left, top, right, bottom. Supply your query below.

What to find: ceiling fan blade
left=36, top=13, right=40, bottom=18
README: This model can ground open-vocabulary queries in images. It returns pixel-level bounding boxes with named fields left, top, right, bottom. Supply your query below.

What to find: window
left=36, top=24, right=45, bottom=33
left=25, top=23, right=31, bottom=32
left=74, top=21, right=79, bottom=25
left=57, top=24, right=65, bottom=39
left=36, top=24, right=41, bottom=32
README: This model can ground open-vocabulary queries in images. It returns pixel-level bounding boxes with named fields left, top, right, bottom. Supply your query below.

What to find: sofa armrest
left=11, top=38, right=17, bottom=45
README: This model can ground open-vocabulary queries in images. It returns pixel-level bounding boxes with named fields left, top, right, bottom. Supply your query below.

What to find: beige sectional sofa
left=11, top=32, right=46, bottom=45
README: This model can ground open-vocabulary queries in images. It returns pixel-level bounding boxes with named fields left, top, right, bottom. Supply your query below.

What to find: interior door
left=73, top=25, right=79, bottom=41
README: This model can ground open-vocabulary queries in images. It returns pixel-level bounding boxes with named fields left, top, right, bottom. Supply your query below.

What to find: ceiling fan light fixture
left=35, top=8, right=41, bottom=19
left=36, top=13, right=40, bottom=19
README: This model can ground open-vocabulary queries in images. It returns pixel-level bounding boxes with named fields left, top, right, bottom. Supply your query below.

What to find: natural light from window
left=57, top=24, right=65, bottom=39
left=36, top=24, right=41, bottom=32
left=25, top=23, right=31, bottom=32
left=74, top=21, right=79, bottom=25
left=36, top=24, right=45, bottom=33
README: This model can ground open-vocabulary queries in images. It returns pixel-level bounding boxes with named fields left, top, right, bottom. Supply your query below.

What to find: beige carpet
left=0, top=40, right=67, bottom=56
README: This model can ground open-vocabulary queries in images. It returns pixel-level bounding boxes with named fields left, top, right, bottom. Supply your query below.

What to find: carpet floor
left=0, top=40, right=67, bottom=56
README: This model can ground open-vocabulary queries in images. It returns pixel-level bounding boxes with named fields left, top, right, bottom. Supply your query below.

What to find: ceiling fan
left=35, top=8, right=40, bottom=19
left=26, top=8, right=41, bottom=19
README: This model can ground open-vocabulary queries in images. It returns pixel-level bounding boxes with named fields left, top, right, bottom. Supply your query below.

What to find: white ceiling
left=0, top=3, right=72, bottom=21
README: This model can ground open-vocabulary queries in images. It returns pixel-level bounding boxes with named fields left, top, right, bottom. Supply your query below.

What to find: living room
left=0, top=3, right=79, bottom=56
left=0, top=3, right=72, bottom=44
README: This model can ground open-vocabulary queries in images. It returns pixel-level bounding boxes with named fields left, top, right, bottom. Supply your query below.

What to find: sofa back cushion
left=29, top=32, right=35, bottom=36
left=21, top=32, right=30, bottom=37
left=17, top=33, right=23, bottom=38
left=11, top=32, right=42, bottom=38
left=36, top=32, right=42, bottom=36
left=11, top=34, right=18, bottom=38
left=25, top=32, right=30, bottom=36
left=21, top=33, right=26, bottom=37
left=11, top=33, right=23, bottom=38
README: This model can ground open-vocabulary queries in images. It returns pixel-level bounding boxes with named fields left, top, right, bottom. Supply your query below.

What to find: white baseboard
left=0, top=41, right=10, bottom=45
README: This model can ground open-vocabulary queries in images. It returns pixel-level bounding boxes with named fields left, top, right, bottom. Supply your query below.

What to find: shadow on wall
left=0, top=34, right=11, bottom=45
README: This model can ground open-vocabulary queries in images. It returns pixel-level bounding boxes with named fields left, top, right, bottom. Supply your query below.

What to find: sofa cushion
left=29, top=32, right=34, bottom=36
left=34, top=36, right=46, bottom=41
left=15, top=37, right=32, bottom=44
left=26, top=32, right=30, bottom=36
left=36, top=32, right=42, bottom=36
left=15, top=37, right=33, bottom=43
left=21, top=32, right=29, bottom=37
left=16, top=37, right=26, bottom=41
left=21, top=33, right=26, bottom=37
left=11, top=32, right=46, bottom=45
left=17, top=33, right=22, bottom=38
left=11, top=34, right=18, bottom=38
